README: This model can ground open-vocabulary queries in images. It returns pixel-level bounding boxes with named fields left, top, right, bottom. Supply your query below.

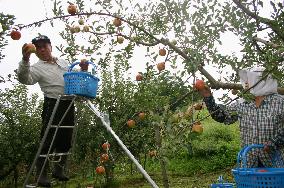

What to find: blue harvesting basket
left=211, top=175, right=234, bottom=188
left=232, top=144, right=284, bottom=188
left=64, top=61, right=100, bottom=98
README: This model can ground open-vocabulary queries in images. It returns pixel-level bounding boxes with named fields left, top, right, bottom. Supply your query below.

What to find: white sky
left=0, top=0, right=276, bottom=102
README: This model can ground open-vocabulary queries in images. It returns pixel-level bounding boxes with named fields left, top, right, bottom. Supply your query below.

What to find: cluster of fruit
left=126, top=112, right=145, bottom=128
left=135, top=48, right=168, bottom=81
left=95, top=142, right=111, bottom=175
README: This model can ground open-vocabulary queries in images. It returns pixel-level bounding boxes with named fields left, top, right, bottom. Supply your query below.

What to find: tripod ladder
left=23, top=95, right=77, bottom=188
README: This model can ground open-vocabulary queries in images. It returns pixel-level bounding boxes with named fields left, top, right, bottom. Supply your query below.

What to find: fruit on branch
left=67, top=4, right=77, bottom=15
left=83, top=25, right=89, bottom=32
left=194, top=103, right=203, bottom=110
left=231, top=89, right=238, bottom=95
left=96, top=166, right=105, bottom=175
left=70, top=27, right=76, bottom=33
left=74, top=26, right=80, bottom=33
left=194, top=79, right=205, bottom=90
left=102, top=142, right=110, bottom=150
left=136, top=73, right=143, bottom=81
left=184, top=107, right=193, bottom=119
left=127, top=119, right=135, bottom=128
left=157, top=62, right=165, bottom=72
left=192, top=122, right=203, bottom=134
left=10, top=30, right=21, bottom=40
left=78, top=19, right=84, bottom=25
left=138, top=112, right=145, bottom=120
left=26, top=43, right=36, bottom=53
left=159, top=48, right=167, bottom=56
left=100, top=154, right=109, bottom=162
left=117, top=36, right=124, bottom=44
left=113, top=18, right=122, bottom=27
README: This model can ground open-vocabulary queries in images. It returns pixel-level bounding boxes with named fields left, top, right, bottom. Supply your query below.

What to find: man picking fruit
left=17, top=35, right=74, bottom=187
left=197, top=67, right=284, bottom=168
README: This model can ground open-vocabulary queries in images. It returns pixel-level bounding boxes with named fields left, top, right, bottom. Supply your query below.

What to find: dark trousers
left=40, top=97, right=75, bottom=154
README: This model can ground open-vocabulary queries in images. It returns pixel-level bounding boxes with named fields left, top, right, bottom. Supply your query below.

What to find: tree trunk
left=13, top=167, right=18, bottom=188
left=154, top=124, right=169, bottom=188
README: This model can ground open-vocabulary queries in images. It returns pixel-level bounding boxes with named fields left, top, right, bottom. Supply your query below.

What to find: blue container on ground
left=211, top=175, right=234, bottom=188
left=64, top=61, right=100, bottom=98
left=232, top=144, right=284, bottom=188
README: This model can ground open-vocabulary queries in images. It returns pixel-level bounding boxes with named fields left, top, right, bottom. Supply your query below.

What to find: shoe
left=52, top=155, right=69, bottom=181
left=36, top=159, right=51, bottom=187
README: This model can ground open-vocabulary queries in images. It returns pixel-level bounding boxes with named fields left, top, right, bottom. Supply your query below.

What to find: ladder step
left=50, top=125, right=74, bottom=128
left=39, top=152, right=71, bottom=158
left=60, top=94, right=77, bottom=100
left=25, top=185, right=36, bottom=188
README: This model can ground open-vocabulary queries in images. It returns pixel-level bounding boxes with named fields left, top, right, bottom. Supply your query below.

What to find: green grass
left=51, top=167, right=235, bottom=188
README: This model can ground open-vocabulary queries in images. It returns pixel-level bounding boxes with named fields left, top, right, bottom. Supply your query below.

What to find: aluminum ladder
left=23, top=95, right=77, bottom=188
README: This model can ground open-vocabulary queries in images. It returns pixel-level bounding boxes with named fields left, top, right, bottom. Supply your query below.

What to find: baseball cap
left=32, top=35, right=51, bottom=45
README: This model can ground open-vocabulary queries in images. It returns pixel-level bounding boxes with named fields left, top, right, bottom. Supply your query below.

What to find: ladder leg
left=23, top=96, right=62, bottom=188
left=86, top=100, right=159, bottom=188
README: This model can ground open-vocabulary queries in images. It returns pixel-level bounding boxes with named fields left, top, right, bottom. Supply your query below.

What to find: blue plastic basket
left=63, top=61, right=100, bottom=98
left=232, top=144, right=284, bottom=188
left=211, top=175, right=234, bottom=188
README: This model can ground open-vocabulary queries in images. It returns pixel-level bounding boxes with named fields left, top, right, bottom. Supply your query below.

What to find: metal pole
left=86, top=100, right=159, bottom=188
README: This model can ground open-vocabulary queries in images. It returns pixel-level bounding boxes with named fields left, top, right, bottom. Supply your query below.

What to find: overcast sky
left=0, top=0, right=276, bottom=101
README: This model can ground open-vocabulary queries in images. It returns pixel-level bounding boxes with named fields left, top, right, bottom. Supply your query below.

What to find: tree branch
left=253, top=37, right=282, bottom=48
left=232, top=0, right=284, bottom=42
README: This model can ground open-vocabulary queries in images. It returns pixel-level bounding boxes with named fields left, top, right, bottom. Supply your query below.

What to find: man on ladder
left=18, top=35, right=74, bottom=187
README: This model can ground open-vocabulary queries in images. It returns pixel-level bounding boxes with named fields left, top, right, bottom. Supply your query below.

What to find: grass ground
left=51, top=167, right=235, bottom=188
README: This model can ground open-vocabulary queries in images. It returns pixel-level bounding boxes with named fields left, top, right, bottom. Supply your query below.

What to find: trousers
left=40, top=97, right=75, bottom=154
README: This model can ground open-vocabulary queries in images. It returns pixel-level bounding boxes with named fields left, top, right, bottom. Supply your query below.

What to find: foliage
left=0, top=82, right=42, bottom=183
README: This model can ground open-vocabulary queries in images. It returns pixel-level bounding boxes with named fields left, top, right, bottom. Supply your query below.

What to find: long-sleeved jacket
left=204, top=94, right=284, bottom=167
left=17, top=57, right=70, bottom=99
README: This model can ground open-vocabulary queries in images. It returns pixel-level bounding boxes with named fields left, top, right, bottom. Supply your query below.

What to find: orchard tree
left=0, top=81, right=42, bottom=187
left=7, top=0, right=284, bottom=187
left=0, top=12, right=15, bottom=82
